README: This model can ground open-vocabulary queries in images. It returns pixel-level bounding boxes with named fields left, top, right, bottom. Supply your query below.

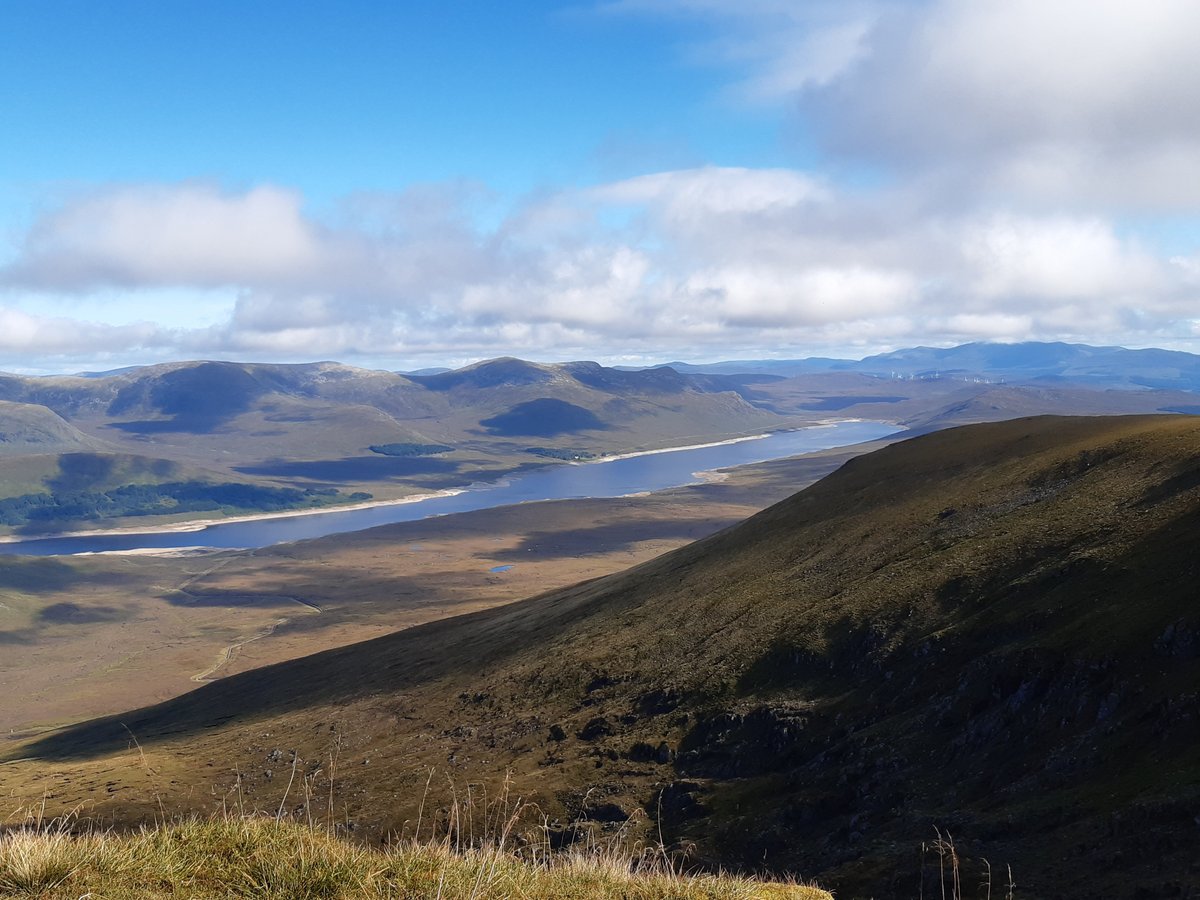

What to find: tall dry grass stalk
left=0, top=783, right=828, bottom=900
left=920, top=830, right=1015, bottom=900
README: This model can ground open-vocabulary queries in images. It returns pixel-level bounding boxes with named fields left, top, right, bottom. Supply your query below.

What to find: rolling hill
left=0, top=401, right=100, bottom=457
left=0, top=359, right=788, bottom=472
left=655, top=340, right=1200, bottom=392
left=8, top=414, right=1200, bottom=898
left=0, top=359, right=795, bottom=530
left=728, top=369, right=1200, bottom=433
left=854, top=340, right=1200, bottom=388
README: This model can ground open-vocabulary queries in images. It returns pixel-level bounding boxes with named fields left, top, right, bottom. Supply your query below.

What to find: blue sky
left=3, top=4, right=751, bottom=190
left=0, top=3, right=786, bottom=202
left=2, top=0, right=1199, bottom=372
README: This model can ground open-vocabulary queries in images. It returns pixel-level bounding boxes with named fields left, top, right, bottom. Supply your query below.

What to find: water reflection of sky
left=0, top=421, right=900, bottom=557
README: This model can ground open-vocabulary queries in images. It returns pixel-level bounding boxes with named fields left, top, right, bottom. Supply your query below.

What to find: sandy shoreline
left=581, top=431, right=770, bottom=463
left=0, top=487, right=469, bottom=544
left=582, top=421, right=858, bottom=465
left=0, top=421, right=889, bottom=547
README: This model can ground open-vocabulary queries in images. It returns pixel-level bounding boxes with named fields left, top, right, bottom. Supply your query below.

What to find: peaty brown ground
left=1, top=441, right=889, bottom=738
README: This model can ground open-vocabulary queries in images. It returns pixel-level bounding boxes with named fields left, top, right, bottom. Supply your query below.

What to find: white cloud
left=940, top=313, right=1034, bottom=340
left=887, top=0, right=1200, bottom=150
left=615, top=0, right=1200, bottom=217
left=977, top=142, right=1200, bottom=213
left=603, top=0, right=878, bottom=102
left=0, top=306, right=167, bottom=356
left=0, top=163, right=1198, bottom=368
left=800, top=0, right=1200, bottom=216
left=593, top=166, right=829, bottom=218
left=960, top=214, right=1166, bottom=304
left=4, top=184, right=336, bottom=290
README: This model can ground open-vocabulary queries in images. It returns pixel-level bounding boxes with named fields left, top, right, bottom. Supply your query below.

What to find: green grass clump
left=0, top=817, right=828, bottom=899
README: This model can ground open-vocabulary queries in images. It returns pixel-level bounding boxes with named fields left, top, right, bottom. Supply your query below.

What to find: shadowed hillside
left=8, top=415, right=1200, bottom=898
left=0, top=401, right=99, bottom=456
left=480, top=398, right=610, bottom=436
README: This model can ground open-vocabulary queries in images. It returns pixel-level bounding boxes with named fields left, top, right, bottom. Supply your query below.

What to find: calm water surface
left=0, top=421, right=901, bottom=556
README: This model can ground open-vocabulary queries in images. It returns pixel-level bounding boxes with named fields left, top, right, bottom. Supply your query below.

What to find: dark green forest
left=367, top=443, right=454, bottom=457
left=524, top=447, right=597, bottom=460
left=0, top=481, right=371, bottom=530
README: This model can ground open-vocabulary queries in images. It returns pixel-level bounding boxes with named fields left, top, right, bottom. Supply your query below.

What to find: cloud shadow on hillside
left=162, top=591, right=311, bottom=609
left=488, top=516, right=735, bottom=561
left=0, top=558, right=85, bottom=592
left=480, top=399, right=610, bottom=437
left=36, top=602, right=127, bottom=624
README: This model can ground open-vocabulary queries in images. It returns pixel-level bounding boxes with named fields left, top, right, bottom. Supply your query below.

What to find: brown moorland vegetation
left=1, top=441, right=882, bottom=736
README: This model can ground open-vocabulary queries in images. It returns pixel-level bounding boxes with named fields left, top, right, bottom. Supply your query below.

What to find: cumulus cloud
left=959, top=215, right=1167, bottom=304
left=592, top=0, right=1200, bottom=355
left=616, top=0, right=1200, bottom=214
left=0, top=306, right=169, bottom=356
left=844, top=3, right=1200, bottom=214
left=820, top=0, right=1200, bottom=159
left=0, top=163, right=1196, bottom=367
left=4, top=184, right=338, bottom=290
left=3, top=1, right=1200, bottom=367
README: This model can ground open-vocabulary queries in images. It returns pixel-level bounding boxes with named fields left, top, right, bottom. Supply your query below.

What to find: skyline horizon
left=11, top=335, right=1200, bottom=380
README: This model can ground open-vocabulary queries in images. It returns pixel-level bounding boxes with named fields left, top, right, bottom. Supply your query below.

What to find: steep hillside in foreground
left=9, top=416, right=1200, bottom=898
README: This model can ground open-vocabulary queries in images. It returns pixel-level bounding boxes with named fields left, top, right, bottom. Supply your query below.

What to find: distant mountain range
left=645, top=340, right=1200, bottom=390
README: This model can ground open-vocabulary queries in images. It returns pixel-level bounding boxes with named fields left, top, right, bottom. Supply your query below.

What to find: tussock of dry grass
left=0, top=817, right=828, bottom=899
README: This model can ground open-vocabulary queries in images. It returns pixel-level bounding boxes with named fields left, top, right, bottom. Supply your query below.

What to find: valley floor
left=0, top=439, right=892, bottom=737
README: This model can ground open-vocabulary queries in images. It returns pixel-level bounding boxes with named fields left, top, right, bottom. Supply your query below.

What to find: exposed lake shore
left=0, top=420, right=901, bottom=554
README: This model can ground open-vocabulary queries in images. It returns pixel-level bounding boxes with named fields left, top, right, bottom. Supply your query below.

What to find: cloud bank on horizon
left=2, top=0, right=1199, bottom=371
